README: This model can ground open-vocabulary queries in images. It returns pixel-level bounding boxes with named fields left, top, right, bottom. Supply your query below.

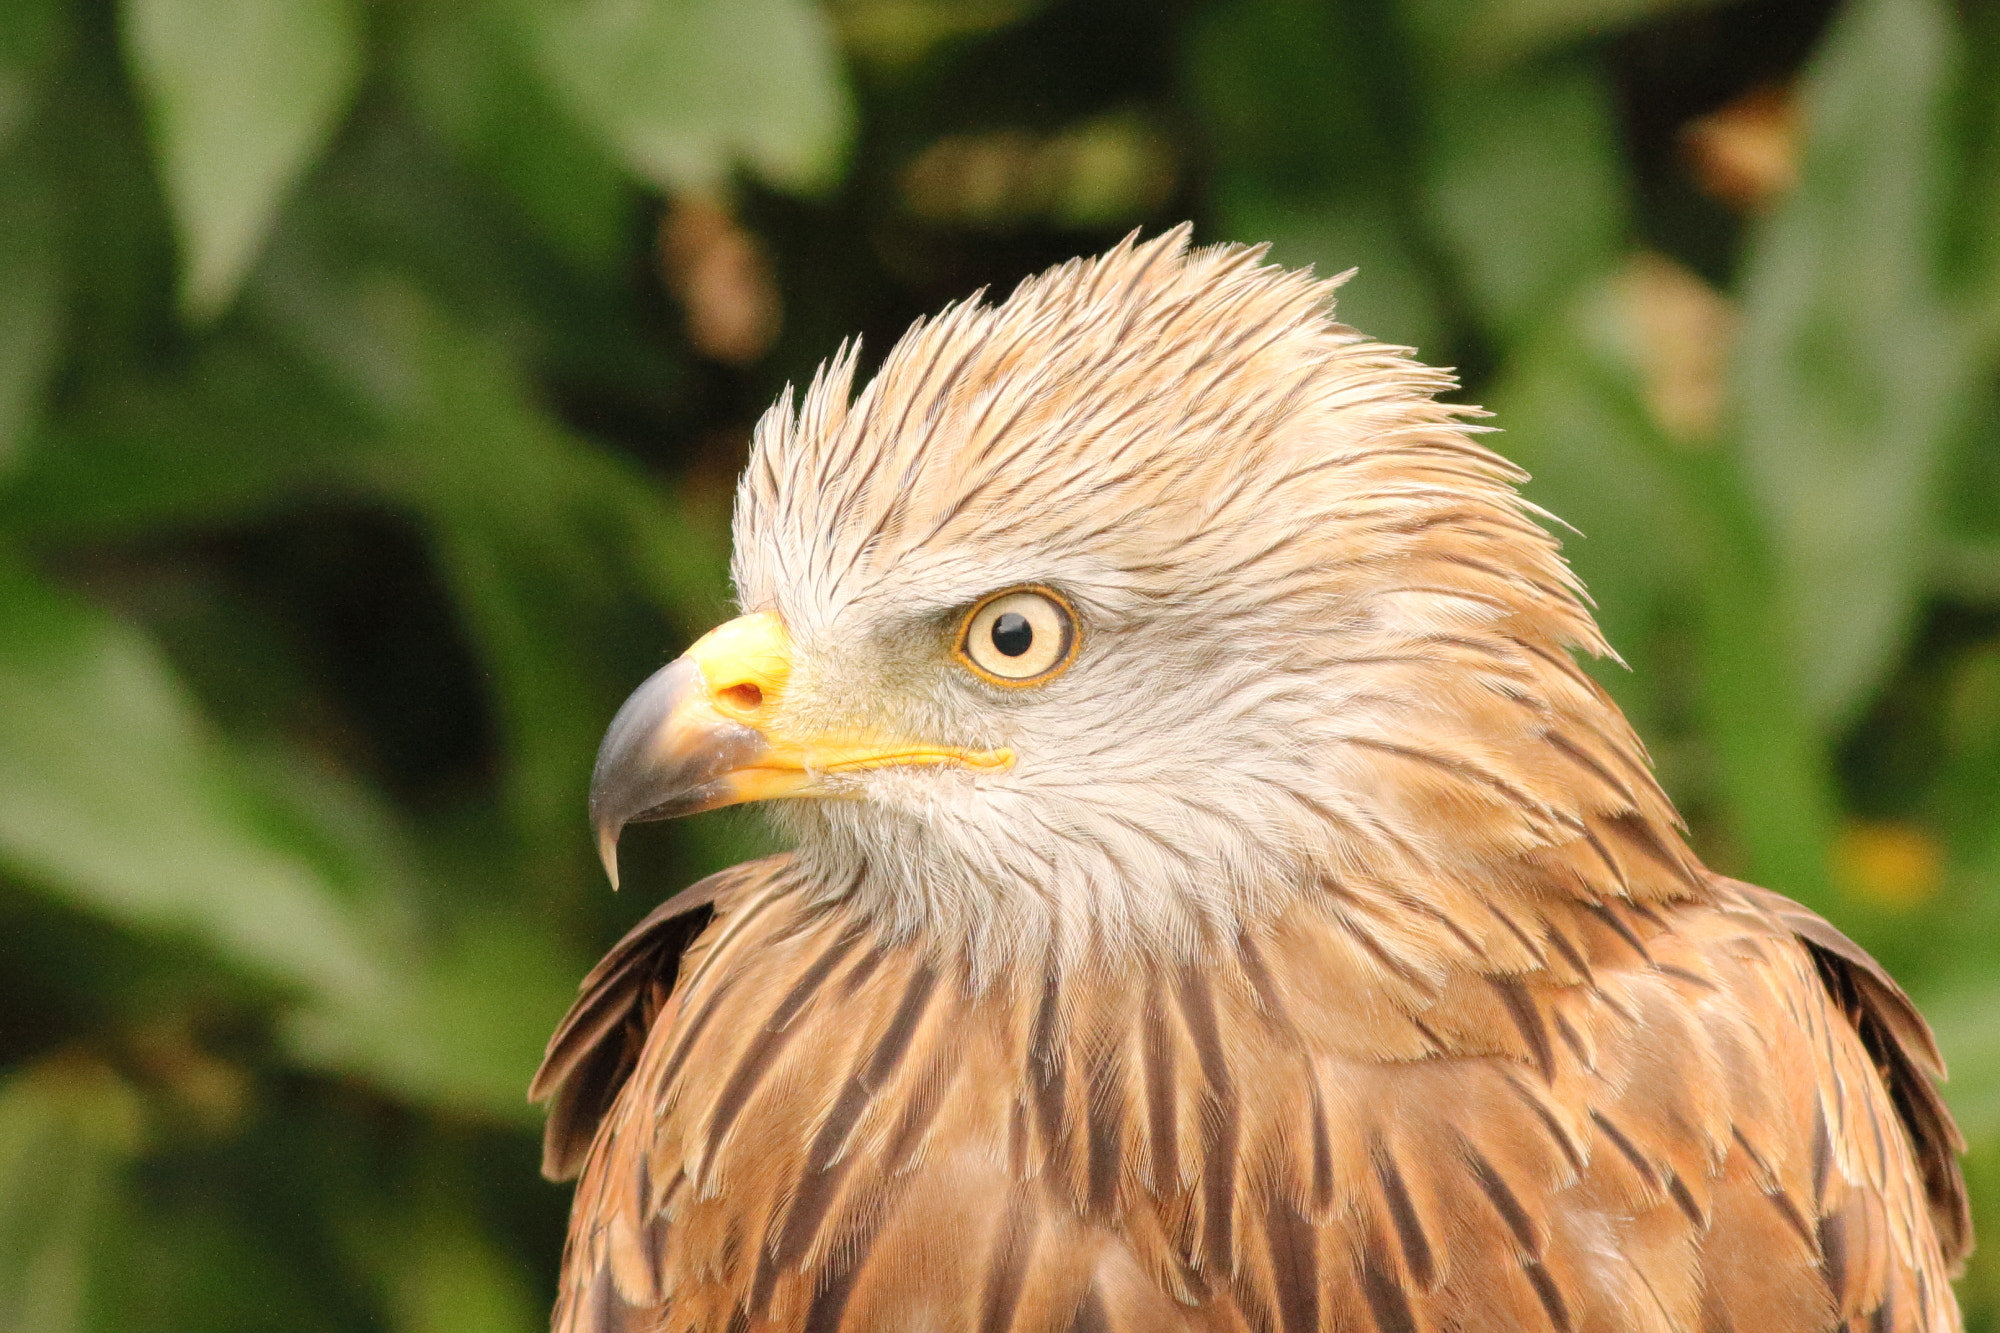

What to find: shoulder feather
left=1718, top=875, right=1971, bottom=1268
left=532, top=856, right=790, bottom=1180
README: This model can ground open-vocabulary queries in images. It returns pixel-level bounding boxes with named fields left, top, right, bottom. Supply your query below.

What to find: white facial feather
left=730, top=227, right=1665, bottom=972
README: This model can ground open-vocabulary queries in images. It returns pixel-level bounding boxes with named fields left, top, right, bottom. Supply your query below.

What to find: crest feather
left=736, top=227, right=1600, bottom=666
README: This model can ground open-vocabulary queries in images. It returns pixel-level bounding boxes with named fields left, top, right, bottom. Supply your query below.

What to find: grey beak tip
left=596, top=824, right=623, bottom=890
left=587, top=658, right=694, bottom=891
left=589, top=655, right=774, bottom=888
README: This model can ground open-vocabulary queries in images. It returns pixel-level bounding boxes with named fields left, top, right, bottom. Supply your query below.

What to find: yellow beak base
left=587, top=613, right=1011, bottom=886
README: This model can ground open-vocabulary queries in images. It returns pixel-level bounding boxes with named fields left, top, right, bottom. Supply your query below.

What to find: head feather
left=731, top=228, right=1691, bottom=968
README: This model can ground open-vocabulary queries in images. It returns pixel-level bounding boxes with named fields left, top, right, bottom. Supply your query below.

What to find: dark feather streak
left=1068, top=1286, right=1111, bottom=1333
left=1819, top=1205, right=1850, bottom=1306
left=1583, top=903, right=1654, bottom=966
left=1142, top=986, right=1178, bottom=1192
left=702, top=926, right=865, bottom=1172
left=1085, top=1043, right=1124, bottom=1218
left=977, top=1198, right=1040, bottom=1333
left=1465, top=1145, right=1541, bottom=1258
left=1357, top=1236, right=1420, bottom=1333
left=1309, top=1085, right=1334, bottom=1214
left=755, top=964, right=941, bottom=1312
left=1265, top=1193, right=1320, bottom=1333
left=1504, top=1075, right=1586, bottom=1175
left=1590, top=1110, right=1661, bottom=1190
left=1030, top=965, right=1071, bottom=1165
left=1602, top=811, right=1704, bottom=892
left=1665, top=1170, right=1707, bottom=1227
left=1371, top=1139, right=1437, bottom=1289
left=1525, top=1262, right=1575, bottom=1333
left=1178, top=967, right=1239, bottom=1275
left=1488, top=975, right=1557, bottom=1082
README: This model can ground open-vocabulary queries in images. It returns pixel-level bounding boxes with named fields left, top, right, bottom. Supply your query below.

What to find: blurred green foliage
left=0, top=0, right=1997, bottom=1327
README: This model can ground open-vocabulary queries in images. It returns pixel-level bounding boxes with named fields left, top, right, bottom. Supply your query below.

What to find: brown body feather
left=537, top=850, right=1966, bottom=1333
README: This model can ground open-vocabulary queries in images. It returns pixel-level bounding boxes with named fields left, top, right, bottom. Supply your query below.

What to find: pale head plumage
left=730, top=227, right=1677, bottom=969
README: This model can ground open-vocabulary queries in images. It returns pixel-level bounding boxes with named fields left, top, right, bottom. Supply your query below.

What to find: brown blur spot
left=899, top=111, right=1175, bottom=230
left=682, top=428, right=749, bottom=532
left=1682, top=84, right=1799, bottom=213
left=126, top=1016, right=252, bottom=1134
left=659, top=197, right=783, bottom=365
left=1610, top=252, right=1736, bottom=445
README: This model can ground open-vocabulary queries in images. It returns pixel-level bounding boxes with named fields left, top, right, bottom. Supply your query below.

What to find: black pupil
left=991, top=612, right=1034, bottom=657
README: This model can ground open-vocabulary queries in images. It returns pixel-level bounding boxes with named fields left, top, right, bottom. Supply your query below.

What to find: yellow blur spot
left=1833, top=822, right=1943, bottom=911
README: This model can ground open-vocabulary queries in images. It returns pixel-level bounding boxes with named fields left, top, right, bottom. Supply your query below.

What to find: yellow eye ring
left=954, top=586, right=1079, bottom=687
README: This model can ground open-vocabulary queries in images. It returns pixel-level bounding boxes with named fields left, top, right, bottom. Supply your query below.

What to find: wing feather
left=531, top=859, right=782, bottom=1180
left=1722, top=878, right=1970, bottom=1265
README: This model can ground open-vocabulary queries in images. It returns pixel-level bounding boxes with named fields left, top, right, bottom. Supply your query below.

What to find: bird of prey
left=532, top=229, right=1970, bottom=1333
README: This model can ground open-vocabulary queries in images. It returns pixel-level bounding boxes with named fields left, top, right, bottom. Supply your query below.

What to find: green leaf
left=1934, top=379, right=2000, bottom=557
left=396, top=0, right=631, bottom=272
left=523, top=0, right=853, bottom=195
left=1927, top=975, right=2000, bottom=1140
left=0, top=559, right=584, bottom=1120
left=1955, top=0, right=2000, bottom=347
left=121, top=0, right=363, bottom=320
left=1421, top=57, right=1626, bottom=337
left=367, top=287, right=664, bottom=844
left=331, top=1156, right=541, bottom=1333
left=1670, top=447, right=1840, bottom=904
left=1400, top=0, right=1727, bottom=72
left=0, top=0, right=65, bottom=155
left=386, top=1195, right=540, bottom=1333
left=0, top=144, right=62, bottom=476
left=1937, top=642, right=2000, bottom=873
left=0, top=1059, right=142, bottom=1333
left=1487, top=278, right=1682, bottom=728
left=251, top=271, right=720, bottom=848
left=0, top=340, right=381, bottom=541
left=0, top=558, right=391, bottom=1010
left=1221, top=191, right=1449, bottom=359
left=1186, top=0, right=1447, bottom=354
left=285, top=900, right=579, bottom=1121
left=1734, top=0, right=1967, bottom=730
left=1488, top=272, right=1839, bottom=900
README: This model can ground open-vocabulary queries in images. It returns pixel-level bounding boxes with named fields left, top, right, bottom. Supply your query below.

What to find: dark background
left=1, top=0, right=1998, bottom=1327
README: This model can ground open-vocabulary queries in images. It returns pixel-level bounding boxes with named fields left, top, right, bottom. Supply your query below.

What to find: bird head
left=592, top=228, right=1667, bottom=966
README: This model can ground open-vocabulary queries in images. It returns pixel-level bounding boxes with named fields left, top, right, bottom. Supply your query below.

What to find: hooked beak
left=589, top=611, right=1012, bottom=886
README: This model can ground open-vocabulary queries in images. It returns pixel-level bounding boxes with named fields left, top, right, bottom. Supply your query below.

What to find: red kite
left=535, top=230, right=1968, bottom=1333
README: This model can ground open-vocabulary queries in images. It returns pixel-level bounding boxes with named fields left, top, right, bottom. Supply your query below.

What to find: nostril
left=719, top=682, right=764, bottom=713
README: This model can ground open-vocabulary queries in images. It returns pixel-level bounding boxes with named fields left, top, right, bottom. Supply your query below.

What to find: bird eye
left=956, top=587, right=1077, bottom=685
